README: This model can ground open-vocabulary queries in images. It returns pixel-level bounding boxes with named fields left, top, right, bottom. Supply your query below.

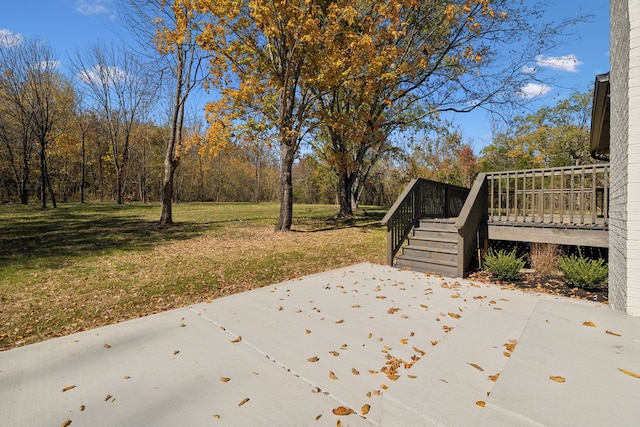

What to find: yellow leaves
left=549, top=376, right=566, bottom=383
left=447, top=312, right=461, bottom=319
left=329, top=371, right=339, bottom=380
left=618, top=368, right=640, bottom=379
left=332, top=406, right=353, bottom=416
left=582, top=321, right=597, bottom=328
left=103, top=343, right=111, bottom=349
left=220, top=377, right=231, bottom=382
left=61, top=419, right=72, bottom=427
left=387, top=307, right=401, bottom=314
left=476, top=401, right=486, bottom=407
left=351, top=368, right=360, bottom=375
left=307, top=356, right=319, bottom=363
left=606, top=330, right=622, bottom=337
left=361, top=403, right=371, bottom=415
left=488, top=373, right=500, bottom=382
left=238, top=397, right=250, bottom=406
left=231, top=336, right=242, bottom=343
left=468, top=362, right=484, bottom=372
left=62, top=385, right=76, bottom=392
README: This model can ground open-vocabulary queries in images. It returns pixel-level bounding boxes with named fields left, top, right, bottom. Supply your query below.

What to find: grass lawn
left=0, top=202, right=387, bottom=350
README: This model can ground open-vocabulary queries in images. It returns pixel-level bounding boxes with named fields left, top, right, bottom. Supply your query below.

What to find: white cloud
left=34, top=60, right=61, bottom=72
left=75, top=0, right=111, bottom=16
left=535, top=54, right=582, bottom=73
left=521, top=65, right=537, bottom=75
left=0, top=29, right=23, bottom=47
left=519, top=83, right=552, bottom=99
left=78, top=65, right=128, bottom=85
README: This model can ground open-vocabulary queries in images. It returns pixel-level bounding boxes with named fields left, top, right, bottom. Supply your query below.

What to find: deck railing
left=486, top=164, right=609, bottom=227
left=455, top=173, right=488, bottom=277
left=381, top=178, right=470, bottom=265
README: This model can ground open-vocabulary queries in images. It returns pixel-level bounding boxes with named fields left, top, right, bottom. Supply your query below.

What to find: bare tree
left=0, top=36, right=74, bottom=208
left=120, top=0, right=210, bottom=224
left=72, top=42, right=157, bottom=204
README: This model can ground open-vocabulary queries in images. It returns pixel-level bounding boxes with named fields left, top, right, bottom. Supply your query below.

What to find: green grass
left=0, top=202, right=386, bottom=350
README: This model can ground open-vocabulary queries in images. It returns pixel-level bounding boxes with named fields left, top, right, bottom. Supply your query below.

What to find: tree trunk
left=275, top=142, right=295, bottom=231
left=81, top=133, right=86, bottom=203
left=39, top=144, right=47, bottom=209
left=337, top=170, right=354, bottom=218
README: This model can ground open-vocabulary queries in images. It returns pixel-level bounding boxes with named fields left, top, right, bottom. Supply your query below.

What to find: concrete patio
left=1, top=263, right=639, bottom=426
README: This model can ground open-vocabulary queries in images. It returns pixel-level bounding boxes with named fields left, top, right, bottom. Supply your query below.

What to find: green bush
left=559, top=252, right=608, bottom=290
left=483, top=248, right=526, bottom=281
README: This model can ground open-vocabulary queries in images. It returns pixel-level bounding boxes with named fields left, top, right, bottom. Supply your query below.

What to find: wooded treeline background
left=0, top=1, right=597, bottom=226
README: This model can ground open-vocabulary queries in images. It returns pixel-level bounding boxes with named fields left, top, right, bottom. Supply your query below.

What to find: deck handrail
left=382, top=178, right=469, bottom=266
left=485, top=163, right=609, bottom=227
left=455, top=173, right=488, bottom=277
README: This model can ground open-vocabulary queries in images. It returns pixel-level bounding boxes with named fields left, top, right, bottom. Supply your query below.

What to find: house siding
left=610, top=0, right=640, bottom=315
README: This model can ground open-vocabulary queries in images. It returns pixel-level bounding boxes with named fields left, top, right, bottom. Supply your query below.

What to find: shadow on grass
left=0, top=204, right=209, bottom=270
left=293, top=207, right=387, bottom=233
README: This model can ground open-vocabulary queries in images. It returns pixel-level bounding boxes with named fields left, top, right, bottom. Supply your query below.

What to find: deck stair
left=395, top=218, right=458, bottom=276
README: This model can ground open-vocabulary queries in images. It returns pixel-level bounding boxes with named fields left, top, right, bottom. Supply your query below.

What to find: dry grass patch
left=0, top=203, right=385, bottom=350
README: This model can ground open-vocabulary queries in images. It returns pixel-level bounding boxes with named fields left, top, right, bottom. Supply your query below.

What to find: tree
left=121, top=0, right=211, bottom=224
left=404, top=123, right=478, bottom=187
left=72, top=42, right=157, bottom=204
left=480, top=90, right=594, bottom=171
left=196, top=0, right=322, bottom=231
left=308, top=0, right=582, bottom=217
left=0, top=37, right=74, bottom=208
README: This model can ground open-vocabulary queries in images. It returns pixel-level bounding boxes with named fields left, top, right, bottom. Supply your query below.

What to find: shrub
left=483, top=248, right=526, bottom=281
left=559, top=251, right=608, bottom=290
left=529, top=243, right=561, bottom=275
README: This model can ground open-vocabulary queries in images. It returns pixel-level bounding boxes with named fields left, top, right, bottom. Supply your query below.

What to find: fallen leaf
left=62, top=385, right=76, bottom=392
left=278, top=306, right=283, bottom=311
left=337, top=420, right=342, bottom=427
left=220, top=377, right=231, bottom=382
left=430, top=340, right=439, bottom=346
left=329, top=371, right=339, bottom=380
left=549, top=376, right=566, bottom=383
left=369, top=369, right=379, bottom=374
left=468, top=363, right=484, bottom=371
left=476, top=401, right=486, bottom=407
left=307, top=356, right=319, bottom=363
left=367, top=332, right=373, bottom=339
left=606, top=330, right=622, bottom=337
left=366, top=391, right=372, bottom=398
left=329, top=351, right=340, bottom=357
left=352, top=368, right=360, bottom=375
left=488, top=373, right=500, bottom=382
left=231, top=336, right=242, bottom=343
left=332, top=406, right=353, bottom=416
left=79, top=405, right=85, bottom=412
left=179, top=323, right=186, bottom=328
left=503, top=351, right=511, bottom=358
left=103, top=343, right=111, bottom=349
left=305, top=329, right=311, bottom=334
left=61, top=419, right=72, bottom=427
left=123, top=375, right=131, bottom=379
left=618, top=368, right=640, bottom=379
left=361, top=404, right=371, bottom=415
left=173, top=350, right=180, bottom=355
left=340, top=344, right=348, bottom=350
left=335, top=319, right=345, bottom=324
left=504, top=340, right=517, bottom=353
left=352, top=304, right=361, bottom=308
left=238, top=397, right=250, bottom=406
left=213, top=414, right=221, bottom=419
left=582, top=321, right=597, bottom=328
left=448, top=312, right=461, bottom=319
left=400, top=338, right=408, bottom=345
left=420, top=304, right=429, bottom=309
left=387, top=374, right=400, bottom=381
left=439, top=378, right=448, bottom=383
left=381, top=384, right=389, bottom=390
left=413, top=346, right=426, bottom=356
left=407, top=374, right=417, bottom=379
left=315, top=414, right=322, bottom=420
left=387, top=307, right=401, bottom=314
left=104, top=394, right=112, bottom=401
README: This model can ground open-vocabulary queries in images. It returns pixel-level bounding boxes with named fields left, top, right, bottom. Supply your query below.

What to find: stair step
left=402, top=246, right=457, bottom=263
left=417, top=219, right=457, bottom=232
left=395, top=254, right=457, bottom=276
left=407, top=236, right=458, bottom=251
left=413, top=229, right=458, bottom=241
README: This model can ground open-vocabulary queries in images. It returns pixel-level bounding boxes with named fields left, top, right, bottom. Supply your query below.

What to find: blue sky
left=0, top=0, right=610, bottom=153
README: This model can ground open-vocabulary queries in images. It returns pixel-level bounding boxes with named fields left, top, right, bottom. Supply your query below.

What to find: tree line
left=0, top=1, right=589, bottom=229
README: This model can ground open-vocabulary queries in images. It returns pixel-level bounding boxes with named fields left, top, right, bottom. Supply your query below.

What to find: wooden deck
left=383, top=164, right=610, bottom=276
